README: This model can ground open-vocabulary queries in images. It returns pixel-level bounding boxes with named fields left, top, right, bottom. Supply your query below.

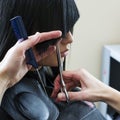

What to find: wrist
left=0, top=62, right=10, bottom=89
left=100, top=85, right=120, bottom=113
left=100, top=85, right=112, bottom=102
left=0, top=64, right=10, bottom=104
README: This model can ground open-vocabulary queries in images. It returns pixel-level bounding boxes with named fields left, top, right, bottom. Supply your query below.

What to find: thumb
left=57, top=91, right=85, bottom=101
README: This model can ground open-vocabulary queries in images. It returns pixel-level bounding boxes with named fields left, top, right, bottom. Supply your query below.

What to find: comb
left=10, top=16, right=38, bottom=68
left=10, top=16, right=47, bottom=95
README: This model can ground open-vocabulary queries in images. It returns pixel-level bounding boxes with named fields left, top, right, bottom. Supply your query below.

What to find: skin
left=33, top=32, right=73, bottom=67
left=0, top=30, right=62, bottom=104
left=0, top=30, right=72, bottom=104
left=51, top=69, right=120, bottom=114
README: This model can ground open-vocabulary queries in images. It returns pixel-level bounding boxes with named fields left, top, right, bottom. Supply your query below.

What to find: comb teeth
left=10, top=16, right=38, bottom=68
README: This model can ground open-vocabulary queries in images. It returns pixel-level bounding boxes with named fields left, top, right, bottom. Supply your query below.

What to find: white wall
left=66, top=0, right=120, bottom=79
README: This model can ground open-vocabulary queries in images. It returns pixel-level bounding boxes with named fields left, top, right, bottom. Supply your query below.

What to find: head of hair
left=0, top=0, right=79, bottom=60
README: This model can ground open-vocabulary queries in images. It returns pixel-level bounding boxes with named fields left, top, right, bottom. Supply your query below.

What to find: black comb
left=10, top=16, right=38, bottom=68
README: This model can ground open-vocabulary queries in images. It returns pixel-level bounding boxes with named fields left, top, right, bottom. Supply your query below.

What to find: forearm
left=101, top=85, right=120, bottom=114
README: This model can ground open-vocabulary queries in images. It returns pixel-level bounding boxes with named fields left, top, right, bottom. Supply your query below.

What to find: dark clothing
left=1, top=67, right=106, bottom=120
left=0, top=107, right=13, bottom=120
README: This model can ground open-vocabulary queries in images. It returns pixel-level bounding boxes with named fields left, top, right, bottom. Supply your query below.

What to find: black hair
left=0, top=0, right=79, bottom=60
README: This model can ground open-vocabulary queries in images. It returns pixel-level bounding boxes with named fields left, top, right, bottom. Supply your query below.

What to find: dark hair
left=0, top=0, right=79, bottom=60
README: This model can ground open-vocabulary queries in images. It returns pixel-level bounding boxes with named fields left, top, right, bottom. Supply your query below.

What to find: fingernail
left=35, top=32, right=40, bottom=36
left=58, top=93, right=66, bottom=100
left=84, top=101, right=94, bottom=108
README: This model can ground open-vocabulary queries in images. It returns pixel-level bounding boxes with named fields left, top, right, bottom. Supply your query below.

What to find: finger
left=18, top=30, right=62, bottom=51
left=34, top=30, right=62, bottom=42
left=57, top=92, right=94, bottom=107
left=57, top=91, right=85, bottom=101
left=51, top=75, right=61, bottom=98
left=65, top=81, right=79, bottom=91
left=28, top=30, right=62, bottom=46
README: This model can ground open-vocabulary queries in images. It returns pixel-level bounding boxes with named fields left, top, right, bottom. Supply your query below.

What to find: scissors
left=56, top=43, right=70, bottom=103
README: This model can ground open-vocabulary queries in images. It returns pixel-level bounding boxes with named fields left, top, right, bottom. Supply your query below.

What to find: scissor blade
left=56, top=43, right=69, bottom=103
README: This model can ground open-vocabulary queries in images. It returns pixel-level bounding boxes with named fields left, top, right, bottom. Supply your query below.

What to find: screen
left=107, top=57, right=120, bottom=118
